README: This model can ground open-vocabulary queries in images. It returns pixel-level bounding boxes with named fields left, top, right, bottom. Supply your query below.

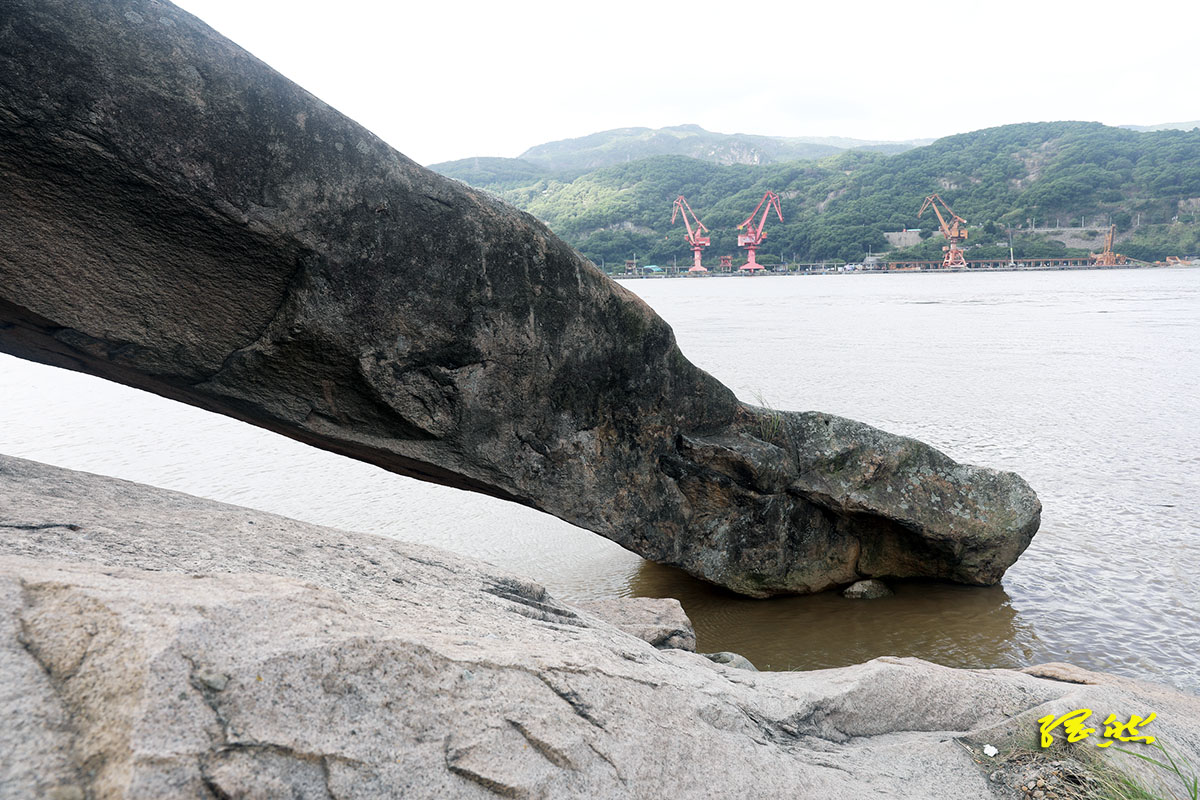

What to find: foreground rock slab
left=0, top=454, right=1195, bottom=799
left=0, top=0, right=1039, bottom=594
left=574, top=597, right=697, bottom=652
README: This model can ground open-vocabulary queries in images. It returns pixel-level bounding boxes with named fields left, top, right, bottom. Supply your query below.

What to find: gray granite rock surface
left=575, top=597, right=697, bottom=651
left=0, top=454, right=1194, bottom=799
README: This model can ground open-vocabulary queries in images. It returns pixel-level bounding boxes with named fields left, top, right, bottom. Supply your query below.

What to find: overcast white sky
left=173, top=0, right=1197, bottom=166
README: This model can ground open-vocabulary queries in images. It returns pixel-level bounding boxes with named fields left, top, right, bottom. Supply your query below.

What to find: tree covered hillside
left=432, top=122, right=1200, bottom=266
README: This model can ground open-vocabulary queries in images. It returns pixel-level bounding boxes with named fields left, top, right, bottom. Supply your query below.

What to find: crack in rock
left=1, top=523, right=83, bottom=532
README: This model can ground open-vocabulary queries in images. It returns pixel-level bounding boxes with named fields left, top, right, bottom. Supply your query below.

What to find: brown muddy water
left=2, top=268, right=1197, bottom=691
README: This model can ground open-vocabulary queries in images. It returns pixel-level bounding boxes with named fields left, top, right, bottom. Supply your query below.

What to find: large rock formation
left=0, top=0, right=1040, bottom=595
left=1, top=454, right=1196, bottom=799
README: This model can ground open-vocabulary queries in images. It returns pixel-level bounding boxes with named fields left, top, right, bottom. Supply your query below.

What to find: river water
left=1, top=268, right=1197, bottom=691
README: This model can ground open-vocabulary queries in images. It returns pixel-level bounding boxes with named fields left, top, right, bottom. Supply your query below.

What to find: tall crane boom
left=917, top=194, right=968, bottom=268
left=1090, top=224, right=1125, bottom=267
left=736, top=191, right=783, bottom=272
left=671, top=195, right=711, bottom=271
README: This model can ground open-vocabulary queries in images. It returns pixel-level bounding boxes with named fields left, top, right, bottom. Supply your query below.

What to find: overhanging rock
left=0, top=0, right=1040, bottom=596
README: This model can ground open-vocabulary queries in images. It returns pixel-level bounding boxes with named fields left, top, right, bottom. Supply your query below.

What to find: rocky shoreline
left=2, top=453, right=1197, bottom=799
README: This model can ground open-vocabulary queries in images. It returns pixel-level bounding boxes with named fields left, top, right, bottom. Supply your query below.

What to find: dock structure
left=879, top=257, right=1106, bottom=271
left=611, top=257, right=1181, bottom=279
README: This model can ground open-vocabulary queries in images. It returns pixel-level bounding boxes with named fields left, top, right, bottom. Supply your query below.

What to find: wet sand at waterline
left=2, top=268, right=1197, bottom=691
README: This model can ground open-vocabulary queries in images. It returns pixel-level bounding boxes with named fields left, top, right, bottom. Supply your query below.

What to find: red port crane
left=671, top=195, right=711, bottom=271
left=917, top=194, right=968, bottom=268
left=737, top=191, right=783, bottom=271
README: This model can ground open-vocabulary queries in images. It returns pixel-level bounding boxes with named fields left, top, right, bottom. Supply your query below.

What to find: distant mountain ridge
left=430, top=125, right=926, bottom=180
left=512, top=124, right=926, bottom=172
left=431, top=121, right=1200, bottom=267
left=1120, top=120, right=1200, bottom=132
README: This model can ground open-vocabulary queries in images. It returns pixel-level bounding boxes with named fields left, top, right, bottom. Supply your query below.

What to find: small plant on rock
left=751, top=390, right=786, bottom=446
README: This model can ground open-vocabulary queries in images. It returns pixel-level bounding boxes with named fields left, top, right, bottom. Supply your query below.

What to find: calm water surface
left=2, top=269, right=1197, bottom=690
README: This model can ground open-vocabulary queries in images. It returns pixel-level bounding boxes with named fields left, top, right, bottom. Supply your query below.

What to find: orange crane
left=918, top=194, right=968, bottom=268
left=737, top=191, right=783, bottom=271
left=1090, top=224, right=1125, bottom=267
left=671, top=196, right=711, bottom=271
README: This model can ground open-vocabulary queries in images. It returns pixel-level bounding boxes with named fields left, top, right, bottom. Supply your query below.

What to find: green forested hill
left=432, top=122, right=1200, bottom=266
left=426, top=156, right=558, bottom=190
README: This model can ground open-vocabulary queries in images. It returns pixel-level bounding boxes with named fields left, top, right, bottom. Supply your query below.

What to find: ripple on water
left=626, top=269, right=1200, bottom=692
